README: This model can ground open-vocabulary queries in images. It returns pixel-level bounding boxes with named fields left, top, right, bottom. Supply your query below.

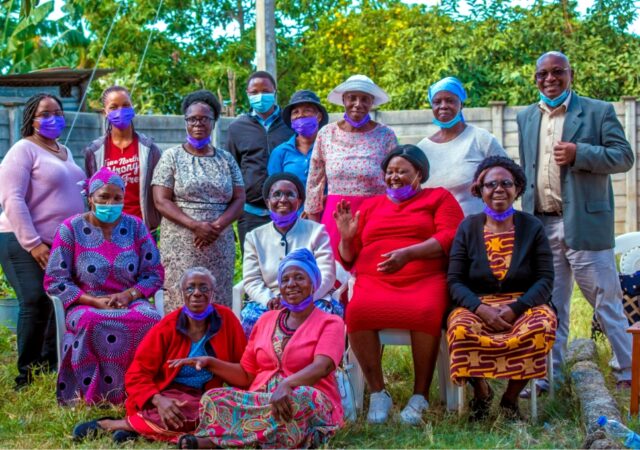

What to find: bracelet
left=129, top=288, right=139, bottom=300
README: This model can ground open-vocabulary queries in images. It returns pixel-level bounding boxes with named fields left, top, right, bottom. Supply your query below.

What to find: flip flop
left=519, top=383, right=548, bottom=399
left=72, top=416, right=116, bottom=441
left=177, top=434, right=200, bottom=449
left=112, top=429, right=139, bottom=444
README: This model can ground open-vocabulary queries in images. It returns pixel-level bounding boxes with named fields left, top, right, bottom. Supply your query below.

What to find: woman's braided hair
left=20, top=93, right=63, bottom=138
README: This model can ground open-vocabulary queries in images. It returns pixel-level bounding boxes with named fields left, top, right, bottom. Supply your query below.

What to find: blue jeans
left=0, top=233, right=57, bottom=385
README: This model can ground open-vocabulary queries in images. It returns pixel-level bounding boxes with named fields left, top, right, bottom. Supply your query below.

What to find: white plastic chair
left=614, top=231, right=640, bottom=274
left=48, top=292, right=165, bottom=372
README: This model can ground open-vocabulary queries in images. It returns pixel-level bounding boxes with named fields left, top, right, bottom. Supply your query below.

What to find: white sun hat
left=327, top=74, right=390, bottom=107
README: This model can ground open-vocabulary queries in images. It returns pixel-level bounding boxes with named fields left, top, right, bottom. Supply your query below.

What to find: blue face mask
left=433, top=111, right=464, bottom=129
left=539, top=89, right=570, bottom=108
left=93, top=204, right=124, bottom=223
left=249, top=93, right=276, bottom=114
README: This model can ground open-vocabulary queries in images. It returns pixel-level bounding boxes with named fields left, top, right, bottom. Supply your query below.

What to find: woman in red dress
left=334, top=144, right=463, bottom=425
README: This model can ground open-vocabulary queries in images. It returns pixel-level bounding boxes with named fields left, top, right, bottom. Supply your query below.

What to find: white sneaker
left=367, top=390, right=393, bottom=424
left=400, top=394, right=429, bottom=425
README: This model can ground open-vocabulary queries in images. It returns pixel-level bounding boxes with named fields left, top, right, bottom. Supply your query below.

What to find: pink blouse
left=0, top=139, right=85, bottom=251
left=240, top=308, right=346, bottom=425
left=304, top=122, right=398, bottom=214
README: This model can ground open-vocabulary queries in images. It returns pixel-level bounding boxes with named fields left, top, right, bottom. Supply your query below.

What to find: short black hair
left=247, top=71, right=277, bottom=90
left=181, top=89, right=222, bottom=120
left=20, top=93, right=63, bottom=138
left=262, top=172, right=305, bottom=204
left=471, top=155, right=527, bottom=199
left=381, top=144, right=430, bottom=183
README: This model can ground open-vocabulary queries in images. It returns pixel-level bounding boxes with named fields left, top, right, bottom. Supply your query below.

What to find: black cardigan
left=227, top=113, right=294, bottom=209
left=447, top=211, right=554, bottom=317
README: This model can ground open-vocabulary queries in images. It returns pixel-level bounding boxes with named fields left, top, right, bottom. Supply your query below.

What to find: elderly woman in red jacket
left=71, top=267, right=246, bottom=444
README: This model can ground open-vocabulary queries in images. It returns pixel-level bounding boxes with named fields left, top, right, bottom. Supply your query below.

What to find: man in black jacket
left=228, top=71, right=294, bottom=248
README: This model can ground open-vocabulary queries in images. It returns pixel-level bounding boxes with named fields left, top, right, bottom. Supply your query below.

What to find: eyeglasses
left=482, top=179, right=515, bottom=190
left=534, top=68, right=570, bottom=80
left=270, top=190, right=299, bottom=200
left=35, top=111, right=64, bottom=119
left=185, top=285, right=211, bottom=295
left=185, top=116, right=214, bottom=125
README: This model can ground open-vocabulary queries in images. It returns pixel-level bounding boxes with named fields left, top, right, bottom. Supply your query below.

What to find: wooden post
left=489, top=101, right=506, bottom=146
left=622, top=96, right=638, bottom=232
left=255, top=0, right=277, bottom=78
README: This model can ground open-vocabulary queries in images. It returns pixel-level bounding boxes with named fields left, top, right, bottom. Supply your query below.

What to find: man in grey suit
left=517, top=51, right=633, bottom=392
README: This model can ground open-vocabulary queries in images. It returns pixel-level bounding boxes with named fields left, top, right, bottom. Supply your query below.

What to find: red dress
left=343, top=188, right=463, bottom=336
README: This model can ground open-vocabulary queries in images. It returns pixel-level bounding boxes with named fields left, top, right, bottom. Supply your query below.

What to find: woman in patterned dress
left=44, top=167, right=164, bottom=406
left=304, top=75, right=397, bottom=254
left=447, top=156, right=557, bottom=420
left=152, top=90, right=245, bottom=310
left=171, top=248, right=345, bottom=449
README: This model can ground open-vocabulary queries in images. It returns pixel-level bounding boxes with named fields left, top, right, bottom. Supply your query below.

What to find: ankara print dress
left=447, top=228, right=557, bottom=383
left=44, top=213, right=164, bottom=405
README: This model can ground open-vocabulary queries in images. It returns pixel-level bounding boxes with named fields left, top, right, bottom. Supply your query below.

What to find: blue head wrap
left=428, top=77, right=467, bottom=104
left=277, top=248, right=322, bottom=292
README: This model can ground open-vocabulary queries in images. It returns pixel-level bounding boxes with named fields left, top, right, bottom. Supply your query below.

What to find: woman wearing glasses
left=447, top=156, right=556, bottom=420
left=417, top=77, right=506, bottom=216
left=240, top=173, right=339, bottom=336
left=83, top=85, right=162, bottom=237
left=0, top=93, right=85, bottom=390
left=152, top=90, right=245, bottom=311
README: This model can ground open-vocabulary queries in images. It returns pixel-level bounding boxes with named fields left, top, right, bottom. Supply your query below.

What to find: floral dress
left=152, top=145, right=244, bottom=310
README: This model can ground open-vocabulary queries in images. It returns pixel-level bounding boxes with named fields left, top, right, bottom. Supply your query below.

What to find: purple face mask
left=186, top=134, right=211, bottom=150
left=291, top=116, right=319, bottom=137
left=182, top=304, right=213, bottom=321
left=281, top=294, right=314, bottom=313
left=107, top=107, right=135, bottom=130
left=484, top=205, right=515, bottom=222
left=343, top=112, right=371, bottom=129
left=36, top=115, right=66, bottom=139
left=270, top=210, right=298, bottom=228
left=386, top=184, right=418, bottom=202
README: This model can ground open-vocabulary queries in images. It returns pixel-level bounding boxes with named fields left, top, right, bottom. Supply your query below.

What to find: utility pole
left=256, top=0, right=277, bottom=78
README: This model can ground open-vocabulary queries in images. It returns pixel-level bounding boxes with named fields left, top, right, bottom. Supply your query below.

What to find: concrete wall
left=1, top=98, right=639, bottom=234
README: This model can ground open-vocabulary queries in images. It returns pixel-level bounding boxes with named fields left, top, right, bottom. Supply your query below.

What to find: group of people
left=0, top=49, right=634, bottom=447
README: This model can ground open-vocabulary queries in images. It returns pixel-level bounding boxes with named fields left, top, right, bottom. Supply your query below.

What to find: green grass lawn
left=0, top=287, right=630, bottom=448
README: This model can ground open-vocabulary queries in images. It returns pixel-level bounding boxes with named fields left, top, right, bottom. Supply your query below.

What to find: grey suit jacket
left=517, top=93, right=634, bottom=251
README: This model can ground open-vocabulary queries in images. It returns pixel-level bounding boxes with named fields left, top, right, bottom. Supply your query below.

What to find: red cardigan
left=125, top=305, right=247, bottom=416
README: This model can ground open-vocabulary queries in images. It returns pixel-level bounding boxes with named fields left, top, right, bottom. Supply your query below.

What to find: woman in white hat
left=304, top=75, right=398, bottom=255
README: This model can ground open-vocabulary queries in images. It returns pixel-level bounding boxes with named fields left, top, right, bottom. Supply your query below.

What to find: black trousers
left=0, top=232, right=56, bottom=385
left=237, top=211, right=271, bottom=253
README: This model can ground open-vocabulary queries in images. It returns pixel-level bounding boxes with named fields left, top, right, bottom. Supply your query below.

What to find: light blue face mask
left=433, top=111, right=463, bottom=129
left=249, top=93, right=276, bottom=114
left=93, top=204, right=124, bottom=223
left=539, top=89, right=570, bottom=108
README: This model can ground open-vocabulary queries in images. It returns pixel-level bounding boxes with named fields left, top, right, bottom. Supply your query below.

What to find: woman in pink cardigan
left=169, top=248, right=345, bottom=449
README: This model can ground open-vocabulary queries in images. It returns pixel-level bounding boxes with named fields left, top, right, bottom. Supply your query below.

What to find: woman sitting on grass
left=172, top=248, right=345, bottom=449
left=44, top=167, right=164, bottom=406
left=71, top=267, right=246, bottom=444
left=447, top=156, right=557, bottom=420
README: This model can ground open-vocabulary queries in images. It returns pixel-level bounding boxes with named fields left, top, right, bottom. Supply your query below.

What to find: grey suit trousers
left=540, top=215, right=632, bottom=381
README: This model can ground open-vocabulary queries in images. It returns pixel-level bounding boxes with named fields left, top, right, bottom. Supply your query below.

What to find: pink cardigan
left=0, top=139, right=85, bottom=251
left=241, top=308, right=345, bottom=425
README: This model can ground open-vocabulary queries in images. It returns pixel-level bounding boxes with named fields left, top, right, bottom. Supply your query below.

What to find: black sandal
left=112, top=429, right=139, bottom=444
left=72, top=416, right=116, bottom=441
left=499, top=397, right=523, bottom=421
left=177, top=434, right=199, bottom=449
left=469, top=383, right=494, bottom=421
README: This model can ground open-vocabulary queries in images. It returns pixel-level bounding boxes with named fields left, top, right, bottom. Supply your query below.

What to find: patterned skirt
left=195, top=386, right=338, bottom=448
left=447, top=293, right=557, bottom=384
left=57, top=300, right=161, bottom=405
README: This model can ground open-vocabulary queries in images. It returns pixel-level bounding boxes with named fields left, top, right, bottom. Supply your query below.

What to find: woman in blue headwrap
left=170, top=248, right=346, bottom=449
left=417, top=77, right=507, bottom=216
